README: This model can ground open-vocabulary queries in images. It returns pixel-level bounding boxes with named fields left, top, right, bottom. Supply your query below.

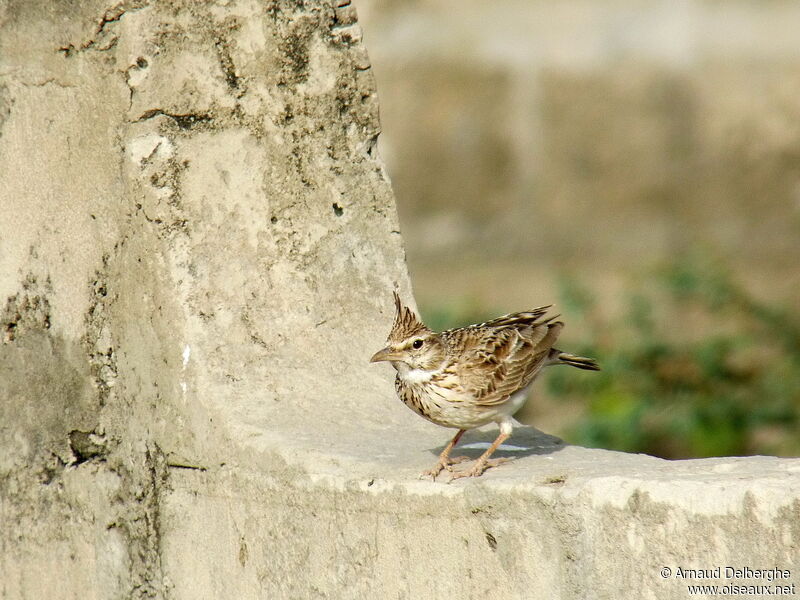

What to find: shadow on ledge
left=427, top=425, right=567, bottom=461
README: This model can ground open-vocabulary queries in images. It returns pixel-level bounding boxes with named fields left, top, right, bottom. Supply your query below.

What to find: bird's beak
left=370, top=346, right=402, bottom=363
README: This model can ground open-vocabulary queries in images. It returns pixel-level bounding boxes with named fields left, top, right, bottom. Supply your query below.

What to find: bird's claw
left=419, top=455, right=472, bottom=481
left=447, top=457, right=512, bottom=482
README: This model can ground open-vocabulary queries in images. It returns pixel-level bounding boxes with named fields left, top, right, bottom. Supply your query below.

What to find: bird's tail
left=548, top=349, right=600, bottom=371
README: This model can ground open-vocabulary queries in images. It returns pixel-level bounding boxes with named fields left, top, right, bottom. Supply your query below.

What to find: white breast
left=404, top=369, right=436, bottom=384
left=392, top=361, right=436, bottom=385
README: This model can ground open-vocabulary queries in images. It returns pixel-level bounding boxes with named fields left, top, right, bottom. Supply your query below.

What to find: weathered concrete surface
left=1, top=1, right=799, bottom=599
left=158, top=426, right=800, bottom=599
left=0, top=0, right=405, bottom=597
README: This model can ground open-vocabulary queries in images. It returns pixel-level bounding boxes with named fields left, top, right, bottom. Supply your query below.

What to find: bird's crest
left=388, top=292, right=431, bottom=342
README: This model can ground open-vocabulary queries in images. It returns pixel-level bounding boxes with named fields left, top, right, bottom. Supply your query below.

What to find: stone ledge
left=161, top=418, right=800, bottom=599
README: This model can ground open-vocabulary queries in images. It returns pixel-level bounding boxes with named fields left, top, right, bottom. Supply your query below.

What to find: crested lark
left=370, top=293, right=599, bottom=481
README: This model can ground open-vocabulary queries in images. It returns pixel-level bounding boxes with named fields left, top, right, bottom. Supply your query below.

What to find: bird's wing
left=447, top=312, right=563, bottom=407
left=477, top=306, right=552, bottom=329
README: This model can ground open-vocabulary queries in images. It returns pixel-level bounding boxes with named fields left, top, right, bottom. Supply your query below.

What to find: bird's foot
left=448, top=457, right=512, bottom=482
left=419, top=455, right=472, bottom=481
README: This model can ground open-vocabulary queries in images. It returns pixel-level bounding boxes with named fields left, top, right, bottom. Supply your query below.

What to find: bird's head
left=370, top=292, right=446, bottom=372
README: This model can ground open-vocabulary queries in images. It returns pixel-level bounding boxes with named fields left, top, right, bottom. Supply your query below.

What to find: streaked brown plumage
left=370, top=292, right=599, bottom=481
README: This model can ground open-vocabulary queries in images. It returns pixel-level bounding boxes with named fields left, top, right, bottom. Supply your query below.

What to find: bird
left=370, top=292, right=599, bottom=481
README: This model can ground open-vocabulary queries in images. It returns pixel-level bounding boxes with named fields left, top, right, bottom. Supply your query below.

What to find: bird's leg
left=420, top=429, right=471, bottom=480
left=448, top=430, right=511, bottom=481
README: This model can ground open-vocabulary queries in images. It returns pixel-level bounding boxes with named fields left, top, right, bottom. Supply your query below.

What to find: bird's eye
left=412, top=339, right=424, bottom=349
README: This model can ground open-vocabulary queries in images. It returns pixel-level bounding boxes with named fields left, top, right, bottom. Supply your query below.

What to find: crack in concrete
left=134, top=109, right=213, bottom=130
left=123, top=56, right=149, bottom=111
left=18, top=78, right=77, bottom=88
left=166, top=462, right=208, bottom=472
left=56, top=2, right=136, bottom=57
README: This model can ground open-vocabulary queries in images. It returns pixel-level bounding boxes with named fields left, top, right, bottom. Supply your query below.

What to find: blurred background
left=357, top=0, right=800, bottom=459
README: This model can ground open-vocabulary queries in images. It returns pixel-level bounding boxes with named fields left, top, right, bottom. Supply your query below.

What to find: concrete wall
left=1, top=1, right=799, bottom=599
left=0, top=0, right=407, bottom=596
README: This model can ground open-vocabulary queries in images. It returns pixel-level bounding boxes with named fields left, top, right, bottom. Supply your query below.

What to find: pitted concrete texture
left=154, top=419, right=800, bottom=599
left=1, top=0, right=405, bottom=597
left=1, top=1, right=799, bottom=599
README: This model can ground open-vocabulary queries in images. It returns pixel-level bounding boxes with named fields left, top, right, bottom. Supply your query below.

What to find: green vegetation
left=423, top=255, right=800, bottom=459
